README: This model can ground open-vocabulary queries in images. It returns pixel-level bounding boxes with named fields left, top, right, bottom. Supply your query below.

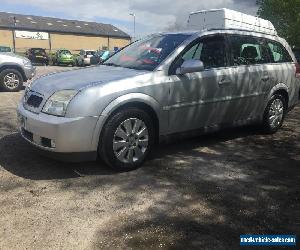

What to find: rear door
left=226, top=34, right=273, bottom=121
left=266, top=39, right=296, bottom=105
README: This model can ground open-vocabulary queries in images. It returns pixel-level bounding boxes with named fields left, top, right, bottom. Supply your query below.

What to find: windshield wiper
left=103, top=62, right=121, bottom=67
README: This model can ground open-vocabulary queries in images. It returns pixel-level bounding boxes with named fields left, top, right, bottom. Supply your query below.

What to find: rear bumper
left=17, top=103, right=99, bottom=155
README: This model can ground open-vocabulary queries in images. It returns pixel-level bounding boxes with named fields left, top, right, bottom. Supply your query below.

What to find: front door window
left=175, top=36, right=227, bottom=71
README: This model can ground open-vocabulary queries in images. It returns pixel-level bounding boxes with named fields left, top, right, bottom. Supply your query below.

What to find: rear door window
left=228, top=35, right=270, bottom=66
left=267, top=41, right=292, bottom=63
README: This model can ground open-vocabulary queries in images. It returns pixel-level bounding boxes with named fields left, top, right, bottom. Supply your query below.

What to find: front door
left=168, top=35, right=235, bottom=134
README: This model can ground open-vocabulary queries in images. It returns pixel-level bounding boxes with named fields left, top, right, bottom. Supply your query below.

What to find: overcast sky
left=0, top=0, right=258, bottom=37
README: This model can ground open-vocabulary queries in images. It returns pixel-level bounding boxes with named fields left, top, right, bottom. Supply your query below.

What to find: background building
left=0, top=12, right=131, bottom=53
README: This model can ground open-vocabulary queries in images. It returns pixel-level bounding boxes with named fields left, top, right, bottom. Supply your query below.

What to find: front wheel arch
left=90, top=95, right=161, bottom=154
left=101, top=101, right=160, bottom=145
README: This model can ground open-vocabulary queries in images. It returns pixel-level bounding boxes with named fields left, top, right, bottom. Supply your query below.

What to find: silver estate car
left=0, top=52, right=35, bottom=92
left=17, top=29, right=300, bottom=170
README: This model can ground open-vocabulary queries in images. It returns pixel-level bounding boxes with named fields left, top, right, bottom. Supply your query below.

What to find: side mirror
left=176, top=59, right=204, bottom=75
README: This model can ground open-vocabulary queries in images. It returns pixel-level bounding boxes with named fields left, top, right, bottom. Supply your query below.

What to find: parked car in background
left=0, top=46, right=12, bottom=53
left=293, top=48, right=300, bottom=63
left=0, top=53, right=35, bottom=91
left=51, top=49, right=75, bottom=66
left=90, top=50, right=104, bottom=65
left=90, top=50, right=112, bottom=65
left=76, top=50, right=96, bottom=66
left=25, top=48, right=49, bottom=65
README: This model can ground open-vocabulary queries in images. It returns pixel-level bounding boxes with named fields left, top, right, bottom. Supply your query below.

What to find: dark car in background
left=25, top=48, right=49, bottom=65
left=51, top=49, right=75, bottom=66
left=293, top=48, right=300, bottom=63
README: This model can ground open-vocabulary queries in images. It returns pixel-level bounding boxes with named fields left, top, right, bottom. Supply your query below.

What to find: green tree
left=257, top=0, right=300, bottom=47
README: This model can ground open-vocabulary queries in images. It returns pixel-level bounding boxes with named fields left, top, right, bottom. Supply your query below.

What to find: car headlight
left=42, top=90, right=78, bottom=116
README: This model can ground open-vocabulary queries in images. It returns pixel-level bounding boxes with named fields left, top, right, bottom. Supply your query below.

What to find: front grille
left=26, top=94, right=43, bottom=108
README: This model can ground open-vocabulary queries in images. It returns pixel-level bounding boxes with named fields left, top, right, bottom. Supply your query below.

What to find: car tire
left=99, top=108, right=155, bottom=171
left=0, top=69, right=23, bottom=92
left=262, top=94, right=286, bottom=134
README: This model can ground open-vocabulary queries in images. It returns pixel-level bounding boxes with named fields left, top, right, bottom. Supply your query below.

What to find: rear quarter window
left=267, top=40, right=292, bottom=63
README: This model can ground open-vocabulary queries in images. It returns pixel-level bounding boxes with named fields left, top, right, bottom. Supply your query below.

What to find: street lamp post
left=12, top=16, right=17, bottom=53
left=129, top=13, right=135, bottom=42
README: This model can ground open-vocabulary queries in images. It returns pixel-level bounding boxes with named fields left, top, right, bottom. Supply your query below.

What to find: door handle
left=218, top=79, right=231, bottom=86
left=262, top=75, right=269, bottom=81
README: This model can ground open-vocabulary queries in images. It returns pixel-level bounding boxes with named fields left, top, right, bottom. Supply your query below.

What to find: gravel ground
left=0, top=66, right=299, bottom=249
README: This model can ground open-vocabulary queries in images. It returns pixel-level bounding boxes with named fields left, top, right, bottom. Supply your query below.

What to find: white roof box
left=187, top=8, right=277, bottom=36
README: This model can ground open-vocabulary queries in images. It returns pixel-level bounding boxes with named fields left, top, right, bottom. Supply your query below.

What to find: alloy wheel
left=3, top=73, right=20, bottom=90
left=113, top=118, right=149, bottom=163
left=268, top=98, right=284, bottom=129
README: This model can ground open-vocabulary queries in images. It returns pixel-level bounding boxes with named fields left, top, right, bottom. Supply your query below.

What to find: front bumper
left=33, top=56, right=48, bottom=62
left=17, top=103, right=99, bottom=155
left=58, top=58, right=74, bottom=64
left=24, top=65, right=36, bottom=80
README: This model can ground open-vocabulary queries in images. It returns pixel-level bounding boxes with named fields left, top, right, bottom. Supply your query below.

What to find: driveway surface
left=0, top=66, right=299, bottom=249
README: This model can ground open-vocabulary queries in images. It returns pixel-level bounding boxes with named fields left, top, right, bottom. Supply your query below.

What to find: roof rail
left=204, top=28, right=278, bottom=36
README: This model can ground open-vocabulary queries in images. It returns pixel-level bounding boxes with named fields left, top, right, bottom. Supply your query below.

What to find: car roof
left=30, top=48, right=45, bottom=50
left=160, top=28, right=279, bottom=38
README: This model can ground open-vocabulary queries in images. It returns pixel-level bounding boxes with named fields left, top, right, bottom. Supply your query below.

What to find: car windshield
left=86, top=51, right=95, bottom=55
left=0, top=46, right=11, bottom=52
left=60, top=50, right=71, bottom=55
left=104, top=34, right=191, bottom=71
left=96, top=51, right=105, bottom=56
left=32, top=49, right=46, bottom=55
